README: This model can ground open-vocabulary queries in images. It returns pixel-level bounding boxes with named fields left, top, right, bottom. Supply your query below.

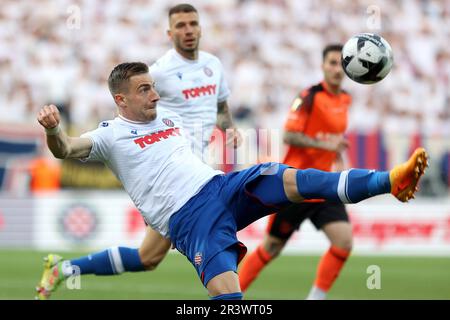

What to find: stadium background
left=0, top=0, right=449, bottom=299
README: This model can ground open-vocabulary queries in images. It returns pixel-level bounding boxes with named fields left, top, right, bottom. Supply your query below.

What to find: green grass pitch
left=1, top=249, right=449, bottom=300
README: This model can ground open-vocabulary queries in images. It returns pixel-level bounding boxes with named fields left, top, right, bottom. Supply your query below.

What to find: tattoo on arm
left=216, top=101, right=233, bottom=130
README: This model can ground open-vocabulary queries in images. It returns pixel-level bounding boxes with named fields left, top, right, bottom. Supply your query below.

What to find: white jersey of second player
left=149, top=49, right=230, bottom=157
left=81, top=107, right=223, bottom=237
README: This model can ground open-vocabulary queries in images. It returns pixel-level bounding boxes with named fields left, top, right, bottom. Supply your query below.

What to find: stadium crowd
left=0, top=0, right=448, bottom=194
left=0, top=0, right=448, bottom=135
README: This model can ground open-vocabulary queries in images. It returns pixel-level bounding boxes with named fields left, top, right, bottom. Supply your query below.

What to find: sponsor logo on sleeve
left=203, top=67, right=213, bottom=77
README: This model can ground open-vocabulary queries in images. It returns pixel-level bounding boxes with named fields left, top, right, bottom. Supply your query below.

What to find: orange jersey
left=283, top=81, right=351, bottom=171
left=29, top=158, right=61, bottom=192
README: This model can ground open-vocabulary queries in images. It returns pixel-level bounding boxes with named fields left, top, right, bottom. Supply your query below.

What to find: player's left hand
left=225, top=128, right=242, bottom=149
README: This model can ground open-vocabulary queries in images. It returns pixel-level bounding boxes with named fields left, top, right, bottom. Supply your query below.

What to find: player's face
left=322, top=51, right=344, bottom=88
left=168, top=12, right=201, bottom=55
left=118, top=73, right=160, bottom=122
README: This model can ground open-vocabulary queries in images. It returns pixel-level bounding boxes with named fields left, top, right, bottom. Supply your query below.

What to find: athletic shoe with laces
left=390, top=147, right=429, bottom=202
left=35, top=254, right=65, bottom=300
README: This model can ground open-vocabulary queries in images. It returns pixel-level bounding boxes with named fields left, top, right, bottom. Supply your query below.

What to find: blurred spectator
left=29, top=156, right=61, bottom=192
left=0, top=0, right=447, bottom=134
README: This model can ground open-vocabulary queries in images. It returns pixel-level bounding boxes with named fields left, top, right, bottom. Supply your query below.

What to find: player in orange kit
left=239, top=44, right=354, bottom=299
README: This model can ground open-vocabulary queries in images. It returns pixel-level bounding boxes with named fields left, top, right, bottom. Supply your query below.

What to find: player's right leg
left=235, top=148, right=427, bottom=237
left=35, top=227, right=170, bottom=300
left=282, top=147, right=428, bottom=204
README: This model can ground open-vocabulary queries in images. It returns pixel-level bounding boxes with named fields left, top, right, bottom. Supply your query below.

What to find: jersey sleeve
left=80, top=121, right=114, bottom=163
left=217, top=60, right=231, bottom=103
left=284, top=88, right=314, bottom=133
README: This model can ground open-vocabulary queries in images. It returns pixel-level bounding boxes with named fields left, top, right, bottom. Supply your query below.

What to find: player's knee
left=324, top=222, right=353, bottom=252
left=332, top=238, right=353, bottom=252
left=139, top=252, right=164, bottom=271
left=209, top=287, right=241, bottom=297
left=207, top=271, right=240, bottom=297
left=210, top=292, right=243, bottom=300
left=263, top=237, right=286, bottom=258
left=282, top=169, right=304, bottom=203
left=141, top=260, right=157, bottom=271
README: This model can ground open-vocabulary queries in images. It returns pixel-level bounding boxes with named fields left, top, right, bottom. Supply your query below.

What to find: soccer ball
left=341, top=33, right=393, bottom=84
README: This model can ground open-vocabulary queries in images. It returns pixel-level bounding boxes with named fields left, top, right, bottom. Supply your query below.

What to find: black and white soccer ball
left=341, top=33, right=393, bottom=84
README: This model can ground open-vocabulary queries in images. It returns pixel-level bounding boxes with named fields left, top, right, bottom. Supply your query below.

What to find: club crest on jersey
left=130, top=129, right=138, bottom=135
left=162, top=118, right=174, bottom=127
left=176, top=72, right=183, bottom=80
left=203, top=67, right=213, bottom=77
left=194, top=252, right=203, bottom=266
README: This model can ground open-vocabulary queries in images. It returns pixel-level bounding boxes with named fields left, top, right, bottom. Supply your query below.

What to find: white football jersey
left=149, top=49, right=230, bottom=157
left=80, top=107, right=223, bottom=237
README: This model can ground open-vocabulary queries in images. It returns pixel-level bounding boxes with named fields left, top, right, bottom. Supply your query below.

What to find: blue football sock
left=296, top=169, right=391, bottom=203
left=70, top=247, right=145, bottom=275
left=210, top=292, right=243, bottom=300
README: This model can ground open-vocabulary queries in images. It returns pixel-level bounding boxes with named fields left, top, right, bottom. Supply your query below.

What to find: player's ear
left=114, top=94, right=127, bottom=108
left=167, top=29, right=172, bottom=41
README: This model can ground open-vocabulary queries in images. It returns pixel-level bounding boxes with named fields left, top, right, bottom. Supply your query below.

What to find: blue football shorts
left=168, top=162, right=291, bottom=287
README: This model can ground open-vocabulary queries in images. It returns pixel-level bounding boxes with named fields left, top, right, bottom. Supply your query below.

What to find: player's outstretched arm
left=37, top=104, right=92, bottom=159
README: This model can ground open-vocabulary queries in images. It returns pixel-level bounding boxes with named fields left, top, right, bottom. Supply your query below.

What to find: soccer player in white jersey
left=36, top=62, right=427, bottom=300
left=149, top=5, right=237, bottom=157
left=35, top=4, right=241, bottom=300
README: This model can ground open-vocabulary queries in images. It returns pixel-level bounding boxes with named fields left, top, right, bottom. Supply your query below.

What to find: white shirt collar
left=118, top=114, right=152, bottom=125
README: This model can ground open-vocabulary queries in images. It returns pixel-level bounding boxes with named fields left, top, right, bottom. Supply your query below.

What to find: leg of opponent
left=209, top=219, right=290, bottom=298
left=307, top=221, right=352, bottom=300
left=239, top=206, right=304, bottom=292
left=239, top=233, right=287, bottom=292
left=36, top=226, right=171, bottom=300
